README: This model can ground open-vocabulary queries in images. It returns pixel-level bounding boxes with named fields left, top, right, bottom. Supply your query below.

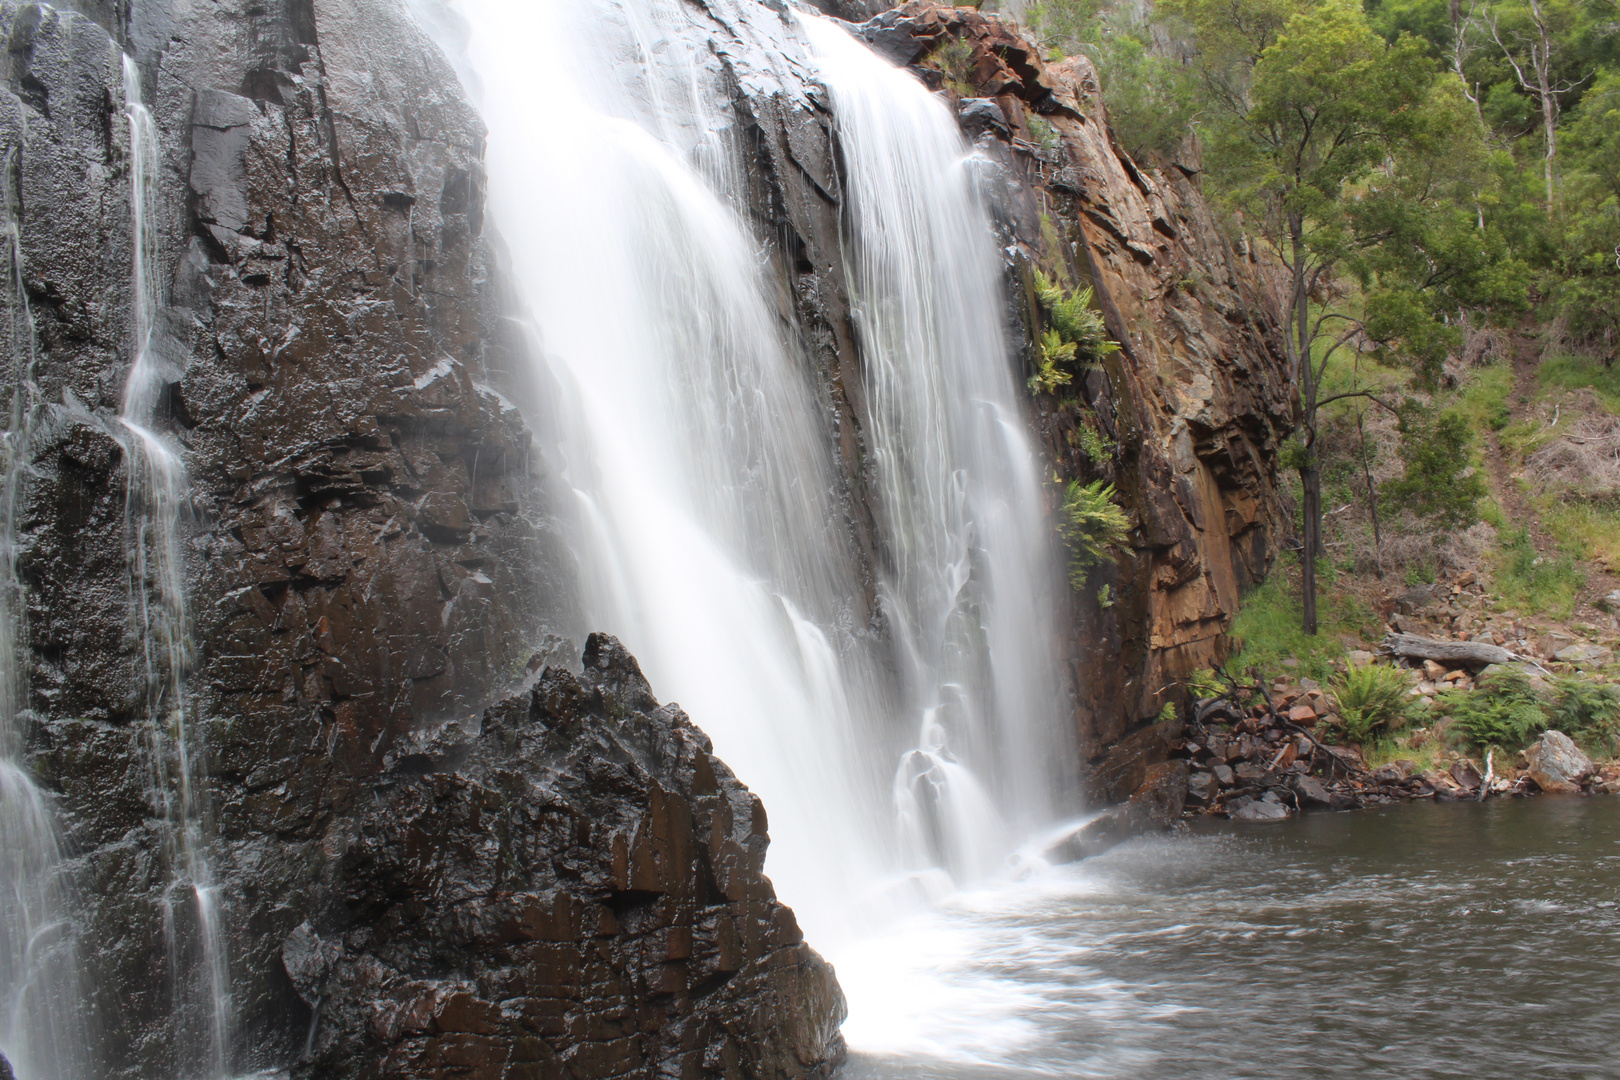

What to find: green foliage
left=928, top=37, right=978, bottom=97
left=1540, top=352, right=1620, bottom=414
left=1027, top=0, right=1200, bottom=160
left=1029, top=270, right=1118, bottom=396
left=1552, top=73, right=1620, bottom=362
left=1227, top=568, right=1377, bottom=680
left=1457, top=363, right=1516, bottom=434
left=1189, top=667, right=1225, bottom=698
left=1029, top=329, right=1078, bottom=394
left=1549, top=676, right=1620, bottom=752
left=1034, top=270, right=1117, bottom=358
left=1437, top=669, right=1549, bottom=750
left=1059, top=479, right=1132, bottom=585
left=1493, top=527, right=1585, bottom=617
left=1381, top=403, right=1486, bottom=528
left=1071, top=420, right=1115, bottom=467
left=1332, top=663, right=1418, bottom=741
left=1026, top=113, right=1063, bottom=153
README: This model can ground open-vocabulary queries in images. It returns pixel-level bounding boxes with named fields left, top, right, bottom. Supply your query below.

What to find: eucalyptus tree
left=1165, top=0, right=1446, bottom=632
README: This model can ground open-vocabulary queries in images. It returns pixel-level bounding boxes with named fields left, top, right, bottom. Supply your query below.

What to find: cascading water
left=120, top=56, right=232, bottom=1079
left=798, top=13, right=1075, bottom=882
left=452, top=0, right=1078, bottom=953
left=0, top=141, right=92, bottom=1080
left=454, top=0, right=900, bottom=940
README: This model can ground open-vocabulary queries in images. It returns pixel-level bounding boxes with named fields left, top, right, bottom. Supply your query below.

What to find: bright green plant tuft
left=1437, top=669, right=1549, bottom=751
left=1029, top=329, right=1078, bottom=394
left=1028, top=270, right=1118, bottom=397
left=1331, top=663, right=1417, bottom=742
left=1060, top=479, right=1131, bottom=587
left=1073, top=420, right=1114, bottom=467
left=1188, top=667, right=1225, bottom=700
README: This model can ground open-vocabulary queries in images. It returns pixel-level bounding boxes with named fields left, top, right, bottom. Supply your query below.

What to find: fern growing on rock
left=1059, top=479, right=1131, bottom=587
left=1028, top=269, right=1118, bottom=395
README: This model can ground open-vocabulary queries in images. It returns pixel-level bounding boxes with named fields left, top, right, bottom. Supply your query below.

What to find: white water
left=120, top=56, right=232, bottom=1079
left=799, top=14, right=1074, bottom=879
left=0, top=132, right=92, bottom=1080
left=452, top=0, right=1076, bottom=965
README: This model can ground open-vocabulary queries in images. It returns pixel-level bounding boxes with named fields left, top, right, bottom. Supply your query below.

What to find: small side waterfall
left=119, top=56, right=232, bottom=1079
left=798, top=13, right=1074, bottom=882
left=0, top=141, right=91, bottom=1080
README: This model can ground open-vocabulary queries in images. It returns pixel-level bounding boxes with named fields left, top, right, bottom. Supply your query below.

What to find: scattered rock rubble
left=1177, top=675, right=1620, bottom=821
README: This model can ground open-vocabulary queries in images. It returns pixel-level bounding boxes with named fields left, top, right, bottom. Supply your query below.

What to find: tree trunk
left=1530, top=0, right=1559, bottom=214
left=1357, top=408, right=1384, bottom=578
left=1301, top=463, right=1320, bottom=635
left=1291, top=217, right=1320, bottom=636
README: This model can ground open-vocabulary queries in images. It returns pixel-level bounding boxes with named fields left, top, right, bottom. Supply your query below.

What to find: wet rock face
left=296, top=634, right=847, bottom=1080
left=855, top=2, right=1293, bottom=783
left=0, top=0, right=527, bottom=1069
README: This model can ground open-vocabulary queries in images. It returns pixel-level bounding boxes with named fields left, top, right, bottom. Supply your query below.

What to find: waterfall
left=797, top=12, right=1075, bottom=882
left=120, top=55, right=232, bottom=1079
left=454, top=0, right=894, bottom=942
left=0, top=135, right=91, bottom=1080
left=449, top=0, right=1077, bottom=945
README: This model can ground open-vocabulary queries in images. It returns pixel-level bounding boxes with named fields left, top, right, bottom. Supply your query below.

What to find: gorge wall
left=0, top=0, right=1290, bottom=1074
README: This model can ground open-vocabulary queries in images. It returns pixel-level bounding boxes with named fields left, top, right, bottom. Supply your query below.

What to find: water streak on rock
left=118, top=54, right=232, bottom=1080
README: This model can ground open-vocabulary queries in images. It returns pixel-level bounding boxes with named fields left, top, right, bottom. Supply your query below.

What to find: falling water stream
left=453, top=0, right=1077, bottom=962
left=120, top=56, right=232, bottom=1079
left=0, top=135, right=91, bottom=1080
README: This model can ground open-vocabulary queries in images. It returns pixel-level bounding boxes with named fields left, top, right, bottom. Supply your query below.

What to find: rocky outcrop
left=854, top=3, right=1293, bottom=791
left=4, top=0, right=844, bottom=1074
left=294, top=634, right=846, bottom=1080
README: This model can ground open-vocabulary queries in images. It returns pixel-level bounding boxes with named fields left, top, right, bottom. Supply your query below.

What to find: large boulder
left=299, top=634, right=847, bottom=1080
left=1524, top=731, right=1595, bottom=794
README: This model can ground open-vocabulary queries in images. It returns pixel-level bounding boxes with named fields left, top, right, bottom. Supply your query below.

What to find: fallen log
left=1382, top=633, right=1518, bottom=668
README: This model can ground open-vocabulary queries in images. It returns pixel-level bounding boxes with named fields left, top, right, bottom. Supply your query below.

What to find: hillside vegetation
left=1012, top=0, right=1620, bottom=763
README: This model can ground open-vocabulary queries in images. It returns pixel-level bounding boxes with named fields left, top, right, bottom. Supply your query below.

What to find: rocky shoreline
left=1176, top=667, right=1620, bottom=823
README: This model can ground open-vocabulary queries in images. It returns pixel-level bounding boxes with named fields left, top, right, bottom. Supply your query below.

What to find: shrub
left=1549, top=676, right=1620, bottom=755
left=1437, top=669, right=1549, bottom=750
left=1059, top=479, right=1131, bottom=586
left=1331, top=663, right=1416, bottom=742
left=1381, top=403, right=1485, bottom=530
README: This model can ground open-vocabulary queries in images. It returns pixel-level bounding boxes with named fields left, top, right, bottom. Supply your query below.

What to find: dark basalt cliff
left=0, top=0, right=1289, bottom=1074
left=292, top=633, right=845, bottom=1079
left=4, top=0, right=839, bottom=1074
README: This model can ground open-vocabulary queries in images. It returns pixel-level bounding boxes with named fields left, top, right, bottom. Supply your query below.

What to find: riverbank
left=1174, top=664, right=1620, bottom=822
left=834, top=797, right=1620, bottom=1079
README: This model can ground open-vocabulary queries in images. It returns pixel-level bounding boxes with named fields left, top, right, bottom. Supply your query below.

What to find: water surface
left=836, top=798, right=1620, bottom=1079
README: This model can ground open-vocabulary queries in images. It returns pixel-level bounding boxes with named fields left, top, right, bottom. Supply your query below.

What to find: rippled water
left=835, top=797, right=1620, bottom=1079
